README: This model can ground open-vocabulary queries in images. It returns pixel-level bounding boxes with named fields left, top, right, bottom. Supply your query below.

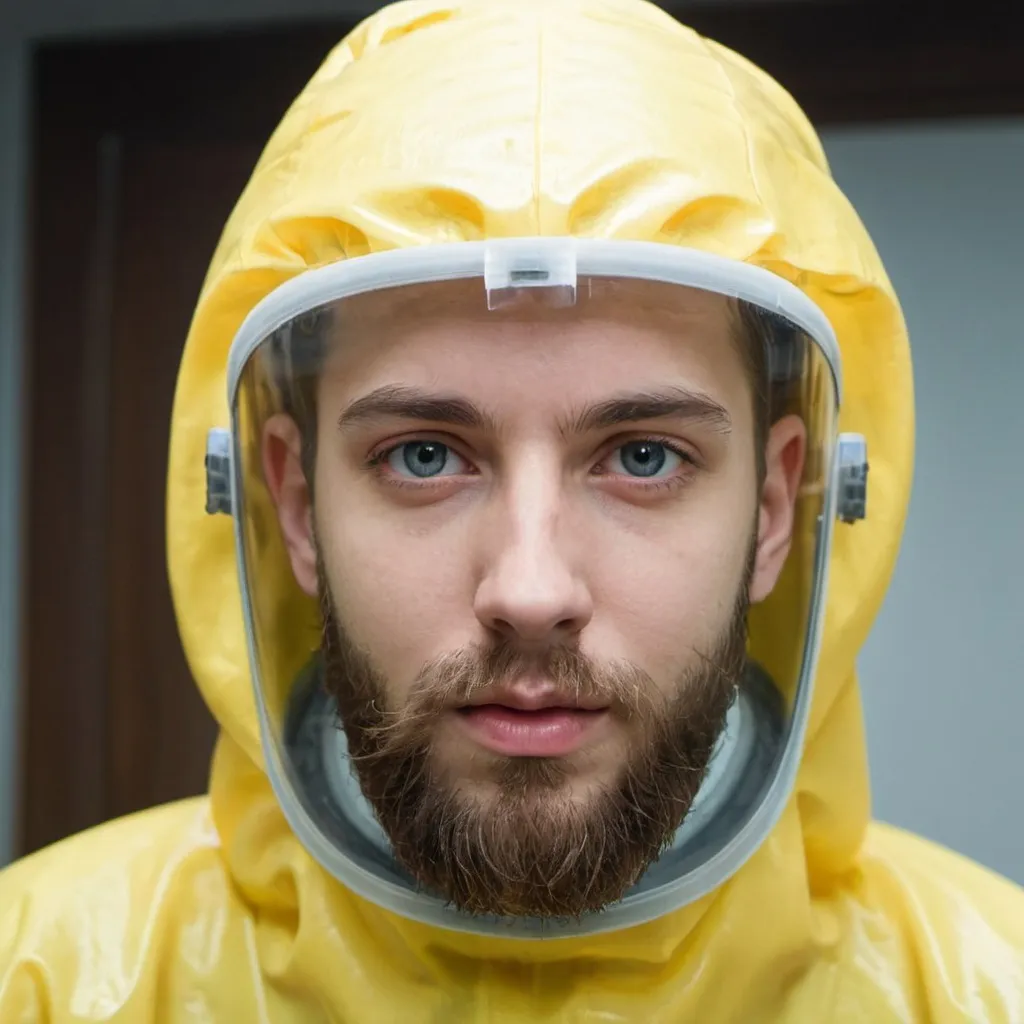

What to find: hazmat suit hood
left=167, top=0, right=912, bottom=1011
left=7, top=0, right=1022, bottom=1021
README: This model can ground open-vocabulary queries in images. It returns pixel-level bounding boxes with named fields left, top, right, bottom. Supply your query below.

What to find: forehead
left=317, top=278, right=751, bottom=407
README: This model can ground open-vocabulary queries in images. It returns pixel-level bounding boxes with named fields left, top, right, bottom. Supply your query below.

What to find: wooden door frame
left=15, top=0, right=1024, bottom=858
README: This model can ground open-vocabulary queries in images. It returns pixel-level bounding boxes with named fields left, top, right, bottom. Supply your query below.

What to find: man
left=2, top=1, right=1022, bottom=1021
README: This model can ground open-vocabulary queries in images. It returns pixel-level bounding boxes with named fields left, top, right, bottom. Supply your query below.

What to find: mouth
left=454, top=688, right=611, bottom=757
left=460, top=686, right=611, bottom=713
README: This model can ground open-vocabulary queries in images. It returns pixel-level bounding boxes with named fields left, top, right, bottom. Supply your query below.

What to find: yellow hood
left=167, top=0, right=913, bottom=1010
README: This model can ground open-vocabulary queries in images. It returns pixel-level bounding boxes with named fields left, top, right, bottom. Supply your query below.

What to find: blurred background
left=0, top=0, right=1021, bottom=884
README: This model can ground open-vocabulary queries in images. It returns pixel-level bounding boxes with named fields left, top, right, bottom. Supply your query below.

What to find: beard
left=318, top=555, right=751, bottom=921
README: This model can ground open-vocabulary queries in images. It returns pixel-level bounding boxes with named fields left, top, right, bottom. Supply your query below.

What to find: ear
left=749, top=414, right=806, bottom=604
left=262, top=414, right=318, bottom=597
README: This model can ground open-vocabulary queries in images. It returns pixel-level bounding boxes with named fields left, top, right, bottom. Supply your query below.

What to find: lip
left=461, top=685, right=611, bottom=713
left=455, top=704, right=609, bottom=757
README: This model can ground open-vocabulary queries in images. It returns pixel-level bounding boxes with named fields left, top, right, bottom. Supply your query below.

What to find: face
left=263, top=280, right=805, bottom=919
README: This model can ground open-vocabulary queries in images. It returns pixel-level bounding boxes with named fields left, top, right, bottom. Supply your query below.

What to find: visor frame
left=221, top=238, right=849, bottom=937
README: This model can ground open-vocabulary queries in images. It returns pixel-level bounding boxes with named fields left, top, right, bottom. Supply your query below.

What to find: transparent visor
left=216, top=243, right=860, bottom=937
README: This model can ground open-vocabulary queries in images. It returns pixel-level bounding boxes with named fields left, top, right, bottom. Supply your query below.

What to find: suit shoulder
left=864, top=820, right=1024, bottom=936
left=846, top=822, right=1024, bottom=1022
left=0, top=798, right=250, bottom=1020
left=0, top=797, right=220, bottom=905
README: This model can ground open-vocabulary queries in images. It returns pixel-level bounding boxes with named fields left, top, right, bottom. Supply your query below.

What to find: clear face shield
left=207, top=239, right=867, bottom=937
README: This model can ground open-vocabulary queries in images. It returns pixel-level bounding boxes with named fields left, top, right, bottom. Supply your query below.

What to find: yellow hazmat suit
left=3, top=1, right=1023, bottom=1020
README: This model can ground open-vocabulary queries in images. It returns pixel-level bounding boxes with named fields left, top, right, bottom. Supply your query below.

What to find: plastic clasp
left=484, top=239, right=578, bottom=310
left=836, top=432, right=868, bottom=523
left=205, top=427, right=233, bottom=516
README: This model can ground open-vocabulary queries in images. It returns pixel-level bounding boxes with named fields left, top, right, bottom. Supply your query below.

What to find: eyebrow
left=337, top=383, right=731, bottom=435
left=337, top=384, right=497, bottom=432
left=562, top=386, right=732, bottom=436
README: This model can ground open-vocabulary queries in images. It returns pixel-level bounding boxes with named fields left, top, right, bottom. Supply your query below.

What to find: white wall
left=823, top=121, right=1024, bottom=885
left=0, top=4, right=1021, bottom=885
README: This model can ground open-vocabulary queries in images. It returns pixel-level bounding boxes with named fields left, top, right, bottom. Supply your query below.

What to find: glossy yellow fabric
left=3, top=1, right=1024, bottom=1020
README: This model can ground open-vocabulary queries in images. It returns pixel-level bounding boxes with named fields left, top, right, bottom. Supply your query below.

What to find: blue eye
left=609, top=441, right=683, bottom=478
left=386, top=441, right=465, bottom=478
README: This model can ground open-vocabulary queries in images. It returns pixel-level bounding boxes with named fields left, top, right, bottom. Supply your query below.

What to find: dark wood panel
left=683, top=1, right=1024, bottom=123
left=104, top=139, right=261, bottom=820
left=21, top=43, right=294, bottom=855
left=29, top=1, right=1024, bottom=136
left=21, top=118, right=110, bottom=849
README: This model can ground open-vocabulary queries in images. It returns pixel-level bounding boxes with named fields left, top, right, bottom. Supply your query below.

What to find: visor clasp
left=484, top=239, right=578, bottom=310
left=837, top=432, right=868, bottom=523
left=205, top=427, right=233, bottom=516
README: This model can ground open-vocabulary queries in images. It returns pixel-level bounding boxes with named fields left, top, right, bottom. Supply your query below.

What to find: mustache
left=335, top=636, right=742, bottom=771
left=398, top=643, right=654, bottom=712
left=335, top=641, right=642, bottom=760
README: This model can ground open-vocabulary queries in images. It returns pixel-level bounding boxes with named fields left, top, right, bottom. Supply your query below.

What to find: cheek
left=315, top=490, right=476, bottom=692
left=588, top=490, right=753, bottom=683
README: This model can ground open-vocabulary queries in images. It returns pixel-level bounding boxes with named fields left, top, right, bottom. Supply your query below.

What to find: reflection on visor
left=209, top=239, right=866, bottom=936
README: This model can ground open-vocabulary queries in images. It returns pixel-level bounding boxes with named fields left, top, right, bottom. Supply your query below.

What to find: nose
left=473, top=485, right=593, bottom=645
